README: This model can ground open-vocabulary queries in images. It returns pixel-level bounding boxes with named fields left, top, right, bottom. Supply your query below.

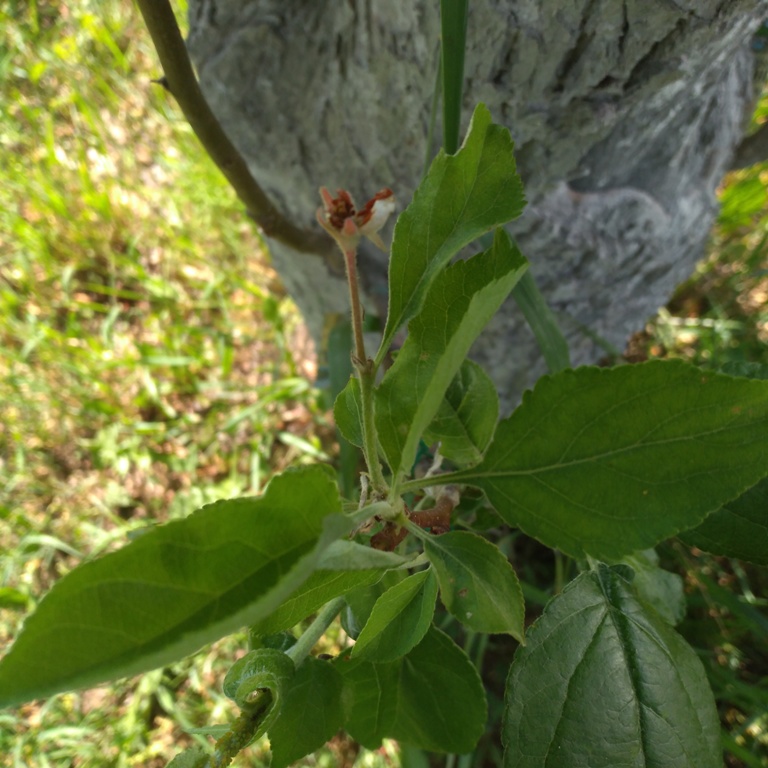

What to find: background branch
left=134, top=0, right=334, bottom=259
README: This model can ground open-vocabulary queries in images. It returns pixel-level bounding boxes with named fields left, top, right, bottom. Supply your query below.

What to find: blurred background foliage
left=0, top=1, right=766, bottom=767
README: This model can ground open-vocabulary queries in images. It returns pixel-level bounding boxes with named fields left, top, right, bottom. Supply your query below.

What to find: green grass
left=642, top=145, right=768, bottom=372
left=1, top=2, right=767, bottom=767
left=0, top=2, right=332, bottom=766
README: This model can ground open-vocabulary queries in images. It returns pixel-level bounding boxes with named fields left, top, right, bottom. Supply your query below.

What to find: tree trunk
left=186, top=0, right=767, bottom=408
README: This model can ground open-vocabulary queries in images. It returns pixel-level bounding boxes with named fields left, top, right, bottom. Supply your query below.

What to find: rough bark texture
left=187, top=0, right=767, bottom=409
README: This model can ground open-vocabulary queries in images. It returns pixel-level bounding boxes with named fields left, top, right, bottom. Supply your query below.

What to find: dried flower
left=316, top=187, right=395, bottom=252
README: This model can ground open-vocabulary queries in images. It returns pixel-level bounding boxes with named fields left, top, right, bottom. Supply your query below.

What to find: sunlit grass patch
left=643, top=154, right=768, bottom=370
left=0, top=2, right=329, bottom=765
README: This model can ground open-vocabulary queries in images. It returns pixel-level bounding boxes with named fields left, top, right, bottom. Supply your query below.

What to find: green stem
left=358, top=368, right=387, bottom=494
left=286, top=597, right=345, bottom=667
left=209, top=702, right=271, bottom=768
left=347, top=500, right=394, bottom=528
left=402, top=517, right=430, bottom=541
left=400, top=472, right=461, bottom=495
left=208, top=597, right=345, bottom=766
left=511, top=271, right=571, bottom=373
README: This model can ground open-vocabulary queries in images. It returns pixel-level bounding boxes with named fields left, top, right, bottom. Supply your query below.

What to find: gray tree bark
left=187, top=0, right=767, bottom=409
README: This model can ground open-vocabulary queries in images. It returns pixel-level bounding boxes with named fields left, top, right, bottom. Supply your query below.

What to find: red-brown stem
left=370, top=523, right=408, bottom=551
left=371, top=489, right=458, bottom=550
left=410, top=503, right=451, bottom=534
left=344, top=247, right=367, bottom=366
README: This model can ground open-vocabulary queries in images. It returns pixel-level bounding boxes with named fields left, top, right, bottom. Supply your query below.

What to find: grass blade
left=440, top=0, right=469, bottom=154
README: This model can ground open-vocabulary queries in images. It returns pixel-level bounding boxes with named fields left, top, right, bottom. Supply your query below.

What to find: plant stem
left=286, top=597, right=345, bottom=667
left=134, top=0, right=335, bottom=260
left=402, top=517, right=430, bottom=541
left=400, top=472, right=459, bottom=494
left=209, top=702, right=271, bottom=768
left=358, top=369, right=387, bottom=494
left=342, top=244, right=388, bottom=494
left=209, top=597, right=345, bottom=766
left=511, top=271, right=571, bottom=373
left=344, top=247, right=367, bottom=365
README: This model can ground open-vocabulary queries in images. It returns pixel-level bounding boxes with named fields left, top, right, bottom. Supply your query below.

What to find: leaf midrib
left=455, top=416, right=768, bottom=480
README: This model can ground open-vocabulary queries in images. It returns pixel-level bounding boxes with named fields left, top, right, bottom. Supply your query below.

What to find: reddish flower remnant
left=317, top=187, right=395, bottom=252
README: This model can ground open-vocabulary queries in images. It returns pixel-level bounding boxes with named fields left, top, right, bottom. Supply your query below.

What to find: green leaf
left=338, top=626, right=486, bottom=753
left=223, top=649, right=294, bottom=742
left=248, top=631, right=296, bottom=653
left=503, top=565, right=721, bottom=768
left=679, top=477, right=768, bottom=565
left=352, top=569, right=438, bottom=662
left=342, top=571, right=405, bottom=639
left=328, top=319, right=361, bottom=498
left=377, top=103, right=526, bottom=362
left=448, top=361, right=768, bottom=560
left=166, top=747, right=208, bottom=768
left=424, top=531, right=525, bottom=640
left=376, top=228, right=527, bottom=476
left=720, top=360, right=768, bottom=380
left=0, top=465, right=347, bottom=707
left=318, top=540, right=411, bottom=570
left=622, top=549, right=686, bottom=626
left=423, top=359, right=499, bottom=467
left=334, top=377, right=363, bottom=448
left=253, top=569, right=385, bottom=636
left=268, top=657, right=344, bottom=768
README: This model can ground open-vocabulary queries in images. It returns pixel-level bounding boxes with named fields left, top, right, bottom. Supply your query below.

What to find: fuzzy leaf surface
left=423, top=359, right=499, bottom=466
left=679, top=477, right=768, bottom=565
left=268, top=657, right=344, bottom=768
left=338, top=626, right=486, bottom=753
left=352, top=568, right=438, bottom=662
left=0, top=465, right=346, bottom=706
left=376, top=228, right=526, bottom=476
left=317, top=540, right=410, bottom=571
left=252, top=570, right=385, bottom=636
left=378, top=103, right=525, bottom=361
left=448, top=361, right=768, bottom=560
left=334, top=377, right=363, bottom=448
left=503, top=565, right=721, bottom=768
left=425, top=531, right=525, bottom=640
left=223, top=648, right=294, bottom=741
